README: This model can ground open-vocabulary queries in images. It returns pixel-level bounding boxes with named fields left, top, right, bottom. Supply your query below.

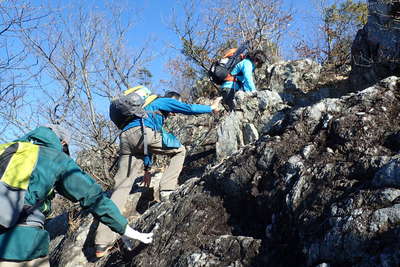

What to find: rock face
left=265, top=59, right=322, bottom=106
left=163, top=58, right=351, bottom=166
left=350, top=0, right=400, bottom=89
left=43, top=46, right=400, bottom=267
left=124, top=76, right=400, bottom=267
left=215, top=90, right=288, bottom=161
left=211, top=59, right=344, bottom=162
left=47, top=75, right=400, bottom=266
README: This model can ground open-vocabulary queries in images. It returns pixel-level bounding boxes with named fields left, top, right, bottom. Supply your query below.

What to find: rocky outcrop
left=213, top=58, right=347, bottom=161
left=47, top=75, right=400, bottom=266
left=265, top=59, right=322, bottom=106
left=350, top=0, right=400, bottom=89
left=160, top=89, right=288, bottom=172
left=164, top=58, right=350, bottom=165
left=55, top=75, right=392, bottom=266
left=116, top=76, right=400, bottom=266
left=215, top=90, right=287, bottom=160
left=42, top=42, right=400, bottom=267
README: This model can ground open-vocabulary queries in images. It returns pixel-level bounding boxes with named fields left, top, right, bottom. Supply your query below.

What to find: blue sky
left=26, top=0, right=335, bottom=92
left=1, top=0, right=342, bottom=141
left=130, top=0, right=328, bottom=90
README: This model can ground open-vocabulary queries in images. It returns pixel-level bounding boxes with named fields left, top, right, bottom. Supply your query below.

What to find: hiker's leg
left=159, top=145, right=186, bottom=192
left=0, top=256, right=50, bottom=267
left=146, top=128, right=186, bottom=192
left=220, top=87, right=235, bottom=110
left=95, top=128, right=142, bottom=246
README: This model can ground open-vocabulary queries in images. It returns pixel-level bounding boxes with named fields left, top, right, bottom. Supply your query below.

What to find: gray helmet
left=45, top=124, right=71, bottom=144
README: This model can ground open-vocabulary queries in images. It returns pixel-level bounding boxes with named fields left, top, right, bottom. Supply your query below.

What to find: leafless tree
left=167, top=0, right=292, bottom=97
left=0, top=0, right=49, bottom=138
left=295, top=0, right=367, bottom=71
left=15, top=1, right=154, bottom=186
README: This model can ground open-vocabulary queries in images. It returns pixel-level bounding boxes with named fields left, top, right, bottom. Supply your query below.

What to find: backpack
left=109, top=85, right=158, bottom=129
left=208, top=41, right=249, bottom=85
left=0, top=142, right=39, bottom=229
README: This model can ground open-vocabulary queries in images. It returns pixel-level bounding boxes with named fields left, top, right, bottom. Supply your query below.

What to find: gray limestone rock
left=266, top=59, right=322, bottom=106
left=372, top=158, right=400, bottom=188
left=350, top=0, right=400, bottom=89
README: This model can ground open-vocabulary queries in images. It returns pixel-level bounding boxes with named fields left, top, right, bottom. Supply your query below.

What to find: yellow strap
left=123, top=85, right=144, bottom=96
left=143, top=94, right=158, bottom=107
left=1, top=142, right=39, bottom=190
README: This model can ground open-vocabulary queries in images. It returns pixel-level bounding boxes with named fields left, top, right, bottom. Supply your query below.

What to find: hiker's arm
left=242, top=61, right=256, bottom=92
left=159, top=98, right=212, bottom=115
left=55, top=159, right=128, bottom=235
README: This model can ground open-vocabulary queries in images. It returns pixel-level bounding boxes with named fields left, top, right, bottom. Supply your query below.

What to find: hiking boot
left=95, top=244, right=113, bottom=258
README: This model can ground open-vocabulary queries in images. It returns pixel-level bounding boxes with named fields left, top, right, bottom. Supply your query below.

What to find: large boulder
left=159, top=90, right=288, bottom=171
left=265, top=59, right=322, bottom=106
left=215, top=90, right=287, bottom=161
left=350, top=0, right=400, bottom=89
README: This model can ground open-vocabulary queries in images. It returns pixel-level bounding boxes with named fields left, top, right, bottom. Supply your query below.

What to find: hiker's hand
left=122, top=225, right=153, bottom=250
left=211, top=97, right=223, bottom=112
left=141, top=170, right=152, bottom=187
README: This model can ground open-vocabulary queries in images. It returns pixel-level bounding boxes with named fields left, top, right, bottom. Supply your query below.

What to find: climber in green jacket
left=0, top=125, right=153, bottom=266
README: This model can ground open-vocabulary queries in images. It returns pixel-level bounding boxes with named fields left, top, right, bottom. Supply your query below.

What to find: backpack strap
left=143, top=95, right=158, bottom=107
left=127, top=154, right=133, bottom=178
left=20, top=201, right=46, bottom=228
left=124, top=85, right=145, bottom=95
left=141, top=118, right=149, bottom=156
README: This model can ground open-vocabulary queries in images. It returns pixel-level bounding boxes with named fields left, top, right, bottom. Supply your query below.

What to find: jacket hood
left=14, top=126, right=63, bottom=151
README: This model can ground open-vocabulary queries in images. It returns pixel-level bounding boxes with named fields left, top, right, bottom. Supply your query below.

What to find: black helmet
left=164, top=91, right=181, bottom=100
left=254, top=51, right=266, bottom=65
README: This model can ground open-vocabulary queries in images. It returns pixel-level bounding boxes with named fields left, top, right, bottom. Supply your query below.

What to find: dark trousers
left=220, top=87, right=235, bottom=110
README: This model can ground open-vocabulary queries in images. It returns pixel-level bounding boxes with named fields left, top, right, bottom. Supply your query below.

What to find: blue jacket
left=221, top=58, right=256, bottom=92
left=123, top=97, right=212, bottom=167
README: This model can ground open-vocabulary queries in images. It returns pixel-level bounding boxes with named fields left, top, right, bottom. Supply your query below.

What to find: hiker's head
left=164, top=91, right=181, bottom=101
left=46, top=124, right=70, bottom=155
left=163, top=91, right=182, bottom=117
left=248, top=50, right=267, bottom=68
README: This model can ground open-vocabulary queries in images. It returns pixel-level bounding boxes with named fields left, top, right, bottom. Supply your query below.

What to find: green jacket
left=0, top=127, right=128, bottom=261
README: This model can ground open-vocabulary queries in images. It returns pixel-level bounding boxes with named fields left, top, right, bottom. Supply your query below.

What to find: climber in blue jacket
left=221, top=50, right=267, bottom=109
left=95, top=91, right=221, bottom=257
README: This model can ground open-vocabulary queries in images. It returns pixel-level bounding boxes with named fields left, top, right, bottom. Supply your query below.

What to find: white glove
left=121, top=225, right=153, bottom=250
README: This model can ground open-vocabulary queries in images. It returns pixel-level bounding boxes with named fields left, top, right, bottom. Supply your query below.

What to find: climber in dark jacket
left=0, top=125, right=152, bottom=266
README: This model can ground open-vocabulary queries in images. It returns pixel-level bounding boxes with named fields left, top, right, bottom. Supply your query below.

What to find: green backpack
left=0, top=142, right=39, bottom=229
